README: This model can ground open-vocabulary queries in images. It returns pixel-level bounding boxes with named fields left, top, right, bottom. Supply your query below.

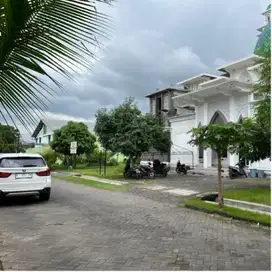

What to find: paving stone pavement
left=0, top=179, right=270, bottom=271
left=152, top=171, right=271, bottom=192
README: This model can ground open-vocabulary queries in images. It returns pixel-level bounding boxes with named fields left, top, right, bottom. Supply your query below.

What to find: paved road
left=154, top=171, right=271, bottom=192
left=0, top=179, right=270, bottom=270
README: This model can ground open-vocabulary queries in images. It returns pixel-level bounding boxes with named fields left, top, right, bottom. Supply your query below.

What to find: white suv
left=0, top=153, right=51, bottom=202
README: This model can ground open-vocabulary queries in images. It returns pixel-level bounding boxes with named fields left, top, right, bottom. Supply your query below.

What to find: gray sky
left=16, top=0, right=270, bottom=140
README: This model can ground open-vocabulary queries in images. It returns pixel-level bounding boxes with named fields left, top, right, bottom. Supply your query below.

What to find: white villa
left=146, top=6, right=271, bottom=172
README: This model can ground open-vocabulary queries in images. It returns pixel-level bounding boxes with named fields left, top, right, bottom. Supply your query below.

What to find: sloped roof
left=176, top=73, right=218, bottom=86
left=31, top=118, right=95, bottom=138
left=145, top=87, right=188, bottom=98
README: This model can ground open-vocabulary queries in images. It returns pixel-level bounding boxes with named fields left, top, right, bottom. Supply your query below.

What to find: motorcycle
left=139, top=164, right=156, bottom=179
left=228, top=161, right=248, bottom=179
left=153, top=159, right=170, bottom=177
left=176, top=160, right=188, bottom=175
left=123, top=161, right=155, bottom=179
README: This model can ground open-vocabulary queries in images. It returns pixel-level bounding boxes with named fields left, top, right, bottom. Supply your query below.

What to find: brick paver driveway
left=155, top=171, right=271, bottom=192
left=0, top=179, right=270, bottom=270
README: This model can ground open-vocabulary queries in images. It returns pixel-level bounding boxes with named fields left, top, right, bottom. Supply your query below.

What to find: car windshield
left=0, top=157, right=46, bottom=168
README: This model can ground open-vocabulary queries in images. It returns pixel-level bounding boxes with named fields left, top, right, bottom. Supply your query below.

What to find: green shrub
left=41, top=149, right=57, bottom=168
left=107, top=158, right=118, bottom=166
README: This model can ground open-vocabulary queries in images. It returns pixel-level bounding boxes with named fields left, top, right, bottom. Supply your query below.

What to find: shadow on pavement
left=0, top=194, right=40, bottom=207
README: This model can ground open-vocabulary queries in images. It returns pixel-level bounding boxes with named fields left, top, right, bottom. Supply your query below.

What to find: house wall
left=230, top=68, right=253, bottom=84
left=35, top=128, right=53, bottom=145
left=207, top=97, right=230, bottom=122
left=186, top=79, right=208, bottom=91
left=169, top=115, right=196, bottom=167
left=234, top=93, right=250, bottom=119
left=162, top=92, right=169, bottom=110
left=150, top=97, right=156, bottom=114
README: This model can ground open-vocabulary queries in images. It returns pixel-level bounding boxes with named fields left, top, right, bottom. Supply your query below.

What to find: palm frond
left=0, top=0, right=114, bottom=132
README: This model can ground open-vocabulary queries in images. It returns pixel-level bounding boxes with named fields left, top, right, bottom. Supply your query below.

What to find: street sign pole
left=70, top=141, right=77, bottom=169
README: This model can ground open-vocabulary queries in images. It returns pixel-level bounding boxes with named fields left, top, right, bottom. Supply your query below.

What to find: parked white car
left=0, top=153, right=51, bottom=202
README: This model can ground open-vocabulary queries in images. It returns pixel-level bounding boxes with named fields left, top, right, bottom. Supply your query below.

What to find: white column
left=203, top=102, right=211, bottom=168
left=228, top=95, right=239, bottom=166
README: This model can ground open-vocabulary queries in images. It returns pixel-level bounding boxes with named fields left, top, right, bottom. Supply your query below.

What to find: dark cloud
left=15, top=0, right=270, bottom=139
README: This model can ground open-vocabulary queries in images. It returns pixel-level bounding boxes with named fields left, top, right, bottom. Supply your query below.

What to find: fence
left=141, top=145, right=195, bottom=168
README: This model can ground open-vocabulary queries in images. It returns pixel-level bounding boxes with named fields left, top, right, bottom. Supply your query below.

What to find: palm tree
left=0, top=0, right=113, bottom=132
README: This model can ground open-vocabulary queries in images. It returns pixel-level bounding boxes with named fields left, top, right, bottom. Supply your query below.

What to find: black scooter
left=176, top=160, right=187, bottom=175
left=228, top=161, right=248, bottom=179
left=153, top=159, right=170, bottom=177
left=124, top=162, right=155, bottom=179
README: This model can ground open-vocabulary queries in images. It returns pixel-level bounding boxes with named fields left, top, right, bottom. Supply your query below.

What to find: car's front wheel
left=39, top=188, right=51, bottom=201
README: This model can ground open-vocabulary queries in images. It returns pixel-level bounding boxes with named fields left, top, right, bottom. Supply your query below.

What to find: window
left=0, top=157, right=46, bottom=168
left=39, top=137, right=41, bottom=143
left=48, top=135, right=51, bottom=142
left=43, top=125, right=47, bottom=135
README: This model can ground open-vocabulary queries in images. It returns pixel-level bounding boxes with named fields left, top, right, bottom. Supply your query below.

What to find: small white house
left=31, top=119, right=95, bottom=147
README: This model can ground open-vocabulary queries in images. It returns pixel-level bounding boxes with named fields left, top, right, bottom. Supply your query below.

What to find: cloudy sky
left=17, top=0, right=269, bottom=140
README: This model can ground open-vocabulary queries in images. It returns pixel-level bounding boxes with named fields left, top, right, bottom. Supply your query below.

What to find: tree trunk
left=135, top=152, right=141, bottom=166
left=217, top=153, right=223, bottom=208
left=129, top=155, right=133, bottom=168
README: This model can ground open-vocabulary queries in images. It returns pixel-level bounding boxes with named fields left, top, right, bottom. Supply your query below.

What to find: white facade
left=169, top=56, right=270, bottom=171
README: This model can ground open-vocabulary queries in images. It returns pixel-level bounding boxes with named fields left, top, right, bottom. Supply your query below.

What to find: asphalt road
left=0, top=179, right=270, bottom=270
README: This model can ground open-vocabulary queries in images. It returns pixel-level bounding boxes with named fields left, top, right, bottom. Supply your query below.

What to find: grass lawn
left=224, top=188, right=271, bottom=206
left=183, top=199, right=271, bottom=226
left=54, top=175, right=129, bottom=191
left=77, top=164, right=125, bottom=180
left=52, top=163, right=125, bottom=180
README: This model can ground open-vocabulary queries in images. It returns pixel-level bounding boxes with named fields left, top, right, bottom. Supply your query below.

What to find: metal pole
left=104, top=149, right=107, bottom=176
left=99, top=150, right=102, bottom=175
left=73, top=154, right=76, bottom=169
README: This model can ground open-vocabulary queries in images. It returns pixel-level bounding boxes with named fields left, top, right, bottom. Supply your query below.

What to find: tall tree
left=0, top=124, right=23, bottom=152
left=252, top=42, right=271, bottom=130
left=0, top=0, right=113, bottom=130
left=239, top=41, right=272, bottom=163
left=50, top=121, right=96, bottom=167
left=189, top=123, right=251, bottom=208
left=94, top=98, right=171, bottom=165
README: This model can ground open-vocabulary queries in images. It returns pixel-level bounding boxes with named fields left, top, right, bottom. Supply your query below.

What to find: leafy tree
left=189, top=123, right=250, bottom=208
left=237, top=118, right=270, bottom=163
left=50, top=121, right=96, bottom=167
left=253, top=43, right=271, bottom=128
left=0, top=0, right=113, bottom=130
left=0, top=124, right=23, bottom=152
left=245, top=42, right=271, bottom=162
left=94, top=98, right=171, bottom=166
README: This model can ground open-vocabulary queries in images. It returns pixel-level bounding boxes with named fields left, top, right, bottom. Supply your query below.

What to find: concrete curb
left=224, top=198, right=271, bottom=214
left=184, top=203, right=271, bottom=227
left=52, top=171, right=128, bottom=186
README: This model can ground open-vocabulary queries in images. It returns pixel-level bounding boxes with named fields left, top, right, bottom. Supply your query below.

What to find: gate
left=170, top=144, right=194, bottom=168
left=141, top=145, right=195, bottom=168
